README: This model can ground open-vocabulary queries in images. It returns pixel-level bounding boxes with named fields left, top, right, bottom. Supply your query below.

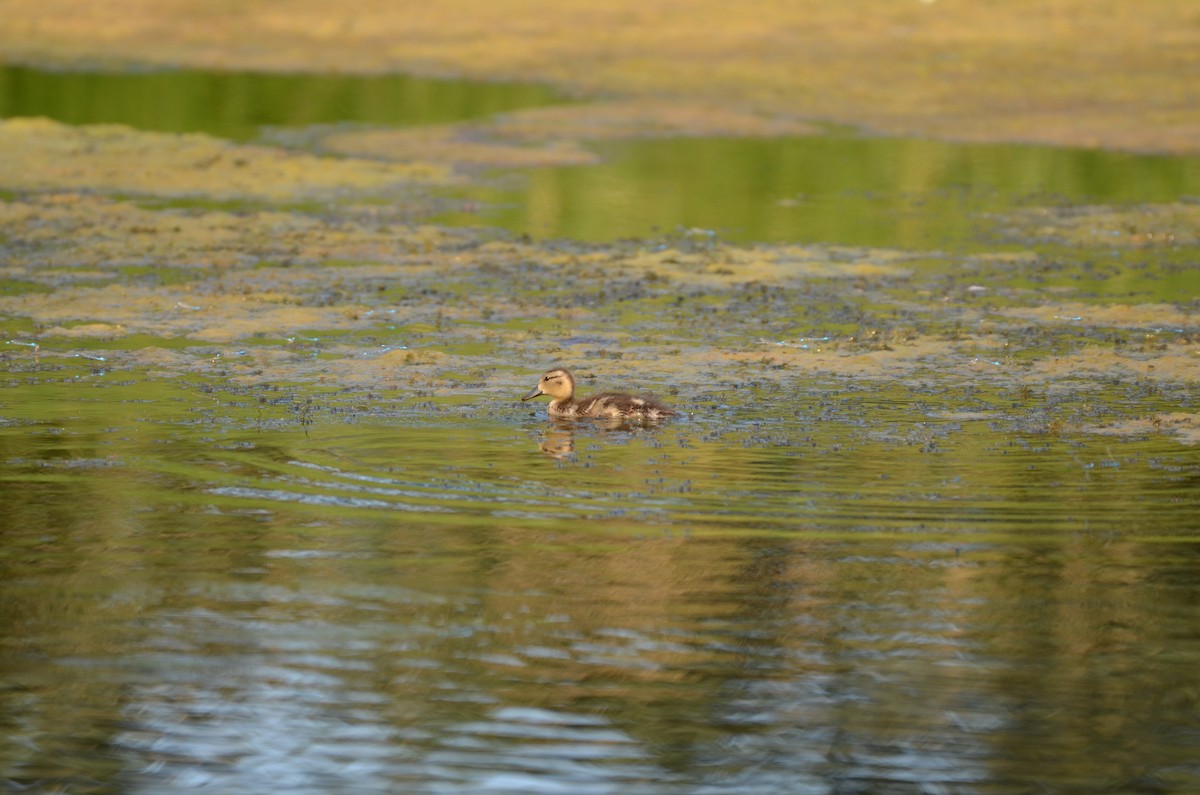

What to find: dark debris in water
left=0, top=121, right=1199, bottom=446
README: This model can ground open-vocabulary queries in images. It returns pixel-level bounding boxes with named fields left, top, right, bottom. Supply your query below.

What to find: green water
left=0, top=64, right=563, bottom=140
left=442, top=135, right=1200, bottom=248
left=4, top=64, right=1199, bottom=249
left=5, top=63, right=1200, bottom=793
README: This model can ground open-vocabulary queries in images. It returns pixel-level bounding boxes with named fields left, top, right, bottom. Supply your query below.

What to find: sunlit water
left=4, top=366, right=1200, bottom=794
left=4, top=64, right=1200, bottom=794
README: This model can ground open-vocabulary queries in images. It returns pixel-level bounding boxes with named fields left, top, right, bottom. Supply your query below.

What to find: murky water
left=442, top=135, right=1200, bottom=248
left=4, top=64, right=1200, bottom=793
left=4, top=358, right=1200, bottom=793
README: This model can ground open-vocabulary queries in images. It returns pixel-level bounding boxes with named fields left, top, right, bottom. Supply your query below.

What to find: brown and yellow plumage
left=521, top=368, right=675, bottom=421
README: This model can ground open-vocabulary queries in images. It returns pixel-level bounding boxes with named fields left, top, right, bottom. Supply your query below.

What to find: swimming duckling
left=522, top=368, right=676, bottom=421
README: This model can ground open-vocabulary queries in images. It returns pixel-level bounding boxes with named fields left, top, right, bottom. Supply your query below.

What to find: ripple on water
left=5, top=376, right=1200, bottom=794
left=176, top=414, right=1200, bottom=547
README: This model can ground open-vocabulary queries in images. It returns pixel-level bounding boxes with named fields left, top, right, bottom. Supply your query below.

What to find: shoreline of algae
left=2, top=146, right=1199, bottom=444
left=1, top=5, right=1198, bottom=445
left=0, top=117, right=454, bottom=200
left=0, top=0, right=1196, bottom=155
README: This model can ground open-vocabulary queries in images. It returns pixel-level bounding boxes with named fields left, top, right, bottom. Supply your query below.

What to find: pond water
left=5, top=64, right=1199, bottom=250
left=4, top=64, right=1200, bottom=794
left=5, top=364, right=1200, bottom=794
left=0, top=64, right=563, bottom=140
left=442, top=135, right=1200, bottom=249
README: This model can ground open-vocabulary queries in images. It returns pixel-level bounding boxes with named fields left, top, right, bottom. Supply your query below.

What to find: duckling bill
left=522, top=368, right=675, bottom=421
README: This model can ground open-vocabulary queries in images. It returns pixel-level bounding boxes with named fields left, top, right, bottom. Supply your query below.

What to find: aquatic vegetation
left=320, top=99, right=821, bottom=169
left=0, top=117, right=453, bottom=200
left=1, top=0, right=1196, bottom=153
left=2, top=166, right=1197, bottom=444
left=2, top=10, right=1200, bottom=794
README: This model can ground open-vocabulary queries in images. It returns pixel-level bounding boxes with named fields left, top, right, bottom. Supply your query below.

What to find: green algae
left=1, top=0, right=1197, bottom=154
left=3, top=14, right=1200, bottom=794
left=3, top=193, right=1198, bottom=444
left=0, top=67, right=1198, bottom=448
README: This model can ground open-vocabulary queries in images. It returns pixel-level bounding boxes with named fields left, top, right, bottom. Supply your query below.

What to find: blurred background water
left=5, top=64, right=1198, bottom=249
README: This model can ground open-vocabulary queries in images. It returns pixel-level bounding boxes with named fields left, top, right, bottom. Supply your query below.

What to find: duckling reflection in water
left=538, top=425, right=576, bottom=459
left=522, top=367, right=676, bottom=422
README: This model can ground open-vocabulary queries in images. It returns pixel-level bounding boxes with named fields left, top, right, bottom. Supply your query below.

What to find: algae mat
left=0, top=0, right=1197, bottom=153
left=2, top=117, right=1199, bottom=445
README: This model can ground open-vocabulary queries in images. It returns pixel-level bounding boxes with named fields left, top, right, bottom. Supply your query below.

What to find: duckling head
left=522, top=368, right=575, bottom=403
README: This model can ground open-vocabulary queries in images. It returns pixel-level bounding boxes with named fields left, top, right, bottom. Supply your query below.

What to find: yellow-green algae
left=0, top=117, right=453, bottom=199
left=0, top=0, right=1196, bottom=153
left=1, top=12, right=1199, bottom=445
left=3, top=175, right=1199, bottom=444
left=321, top=100, right=821, bottom=168
left=999, top=203, right=1200, bottom=247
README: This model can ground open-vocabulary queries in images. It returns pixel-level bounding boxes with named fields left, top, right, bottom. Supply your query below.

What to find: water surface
left=4, top=363, right=1200, bottom=793
left=4, top=63, right=1200, bottom=794
left=5, top=64, right=1200, bottom=250
left=0, top=64, right=563, bottom=140
left=440, top=135, right=1200, bottom=249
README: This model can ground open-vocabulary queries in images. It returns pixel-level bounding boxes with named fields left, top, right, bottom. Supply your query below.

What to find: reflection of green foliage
left=0, top=65, right=563, bottom=140
left=451, top=135, right=1200, bottom=249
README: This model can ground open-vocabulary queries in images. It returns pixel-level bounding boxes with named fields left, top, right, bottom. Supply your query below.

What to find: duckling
left=521, top=367, right=676, bottom=421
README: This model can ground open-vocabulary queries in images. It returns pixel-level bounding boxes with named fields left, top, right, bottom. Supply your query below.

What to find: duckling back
left=566, top=392, right=675, bottom=421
